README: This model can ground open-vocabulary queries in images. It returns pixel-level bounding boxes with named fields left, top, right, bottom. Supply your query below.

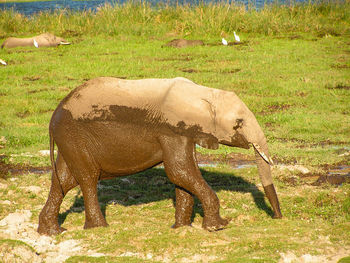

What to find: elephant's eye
left=233, top=119, right=244, bottom=130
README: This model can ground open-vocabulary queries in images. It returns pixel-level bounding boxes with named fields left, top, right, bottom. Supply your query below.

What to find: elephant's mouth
left=220, top=132, right=250, bottom=149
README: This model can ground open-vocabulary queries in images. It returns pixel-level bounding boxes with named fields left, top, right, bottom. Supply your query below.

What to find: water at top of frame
left=0, top=0, right=310, bottom=16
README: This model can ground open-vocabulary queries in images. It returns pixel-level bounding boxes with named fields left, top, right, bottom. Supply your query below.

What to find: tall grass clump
left=0, top=0, right=349, bottom=38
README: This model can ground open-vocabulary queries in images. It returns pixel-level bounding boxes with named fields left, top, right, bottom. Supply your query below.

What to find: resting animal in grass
left=1, top=33, right=70, bottom=49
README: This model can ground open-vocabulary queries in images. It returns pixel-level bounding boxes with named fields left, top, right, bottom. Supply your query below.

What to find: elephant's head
left=36, top=33, right=70, bottom=47
left=204, top=90, right=282, bottom=219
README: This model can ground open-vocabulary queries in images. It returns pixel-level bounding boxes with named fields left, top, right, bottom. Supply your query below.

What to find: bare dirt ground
left=0, top=210, right=105, bottom=263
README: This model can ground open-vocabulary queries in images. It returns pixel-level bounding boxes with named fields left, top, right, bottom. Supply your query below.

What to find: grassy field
left=0, top=1, right=349, bottom=262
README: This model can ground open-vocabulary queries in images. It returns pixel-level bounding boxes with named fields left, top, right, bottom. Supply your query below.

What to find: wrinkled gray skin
left=1, top=33, right=70, bottom=49
left=38, top=77, right=282, bottom=236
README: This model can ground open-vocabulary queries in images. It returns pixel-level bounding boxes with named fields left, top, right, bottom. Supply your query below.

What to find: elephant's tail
left=50, top=128, right=64, bottom=196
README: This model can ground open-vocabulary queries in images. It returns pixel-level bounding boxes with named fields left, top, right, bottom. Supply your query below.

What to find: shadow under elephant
left=58, top=167, right=274, bottom=227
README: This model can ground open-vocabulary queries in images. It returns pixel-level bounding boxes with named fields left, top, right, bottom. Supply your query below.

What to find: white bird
left=0, top=59, right=6, bottom=66
left=222, top=38, right=228, bottom=46
left=234, top=31, right=240, bottom=42
left=33, top=38, right=39, bottom=48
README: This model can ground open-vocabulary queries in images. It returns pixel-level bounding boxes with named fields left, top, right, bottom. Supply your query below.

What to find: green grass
left=0, top=0, right=349, bottom=37
left=0, top=30, right=349, bottom=167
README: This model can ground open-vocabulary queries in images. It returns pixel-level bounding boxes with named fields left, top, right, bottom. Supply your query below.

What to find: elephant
left=163, top=39, right=205, bottom=48
left=37, top=77, right=282, bottom=236
left=1, top=33, right=70, bottom=49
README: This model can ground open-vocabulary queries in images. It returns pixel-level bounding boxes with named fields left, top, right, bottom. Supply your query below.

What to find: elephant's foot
left=202, top=215, right=230, bottom=231
left=263, top=184, right=282, bottom=219
left=84, top=218, right=109, bottom=229
left=37, top=222, right=66, bottom=236
left=173, top=212, right=192, bottom=229
left=172, top=221, right=192, bottom=229
left=273, top=213, right=282, bottom=219
left=37, top=210, right=66, bottom=236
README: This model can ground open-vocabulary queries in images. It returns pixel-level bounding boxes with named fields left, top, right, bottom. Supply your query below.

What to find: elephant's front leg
left=159, top=135, right=229, bottom=231
left=173, top=186, right=194, bottom=228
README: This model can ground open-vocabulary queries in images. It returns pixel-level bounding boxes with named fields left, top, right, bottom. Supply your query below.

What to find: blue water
left=0, top=0, right=309, bottom=16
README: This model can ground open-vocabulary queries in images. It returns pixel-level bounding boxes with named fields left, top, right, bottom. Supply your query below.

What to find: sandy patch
left=0, top=210, right=105, bottom=263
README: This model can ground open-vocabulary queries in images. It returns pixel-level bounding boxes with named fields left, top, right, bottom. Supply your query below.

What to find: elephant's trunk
left=253, top=135, right=282, bottom=219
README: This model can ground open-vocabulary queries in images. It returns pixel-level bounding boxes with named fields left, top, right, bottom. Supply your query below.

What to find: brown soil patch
left=274, top=35, right=303, bottom=40
left=23, top=76, right=41, bottom=81
left=6, top=50, right=34, bottom=54
left=227, top=41, right=248, bottom=46
left=16, top=110, right=30, bottom=118
left=207, top=41, right=249, bottom=46
left=162, top=39, right=204, bottom=48
left=331, top=64, right=349, bottom=69
left=292, top=163, right=350, bottom=186
left=181, top=68, right=199, bottom=73
left=27, top=88, right=49, bottom=94
left=326, top=83, right=350, bottom=90
left=317, top=31, right=341, bottom=38
left=156, top=56, right=192, bottom=62
left=312, top=174, right=350, bottom=186
left=289, top=35, right=303, bottom=40
left=196, top=152, right=255, bottom=167
left=62, top=29, right=82, bottom=37
left=332, top=84, right=350, bottom=90
left=0, top=155, right=51, bottom=179
left=311, top=140, right=349, bottom=147
left=296, top=91, right=308, bottom=97
left=39, top=109, right=52, bottom=114
left=180, top=68, right=241, bottom=74
left=222, top=69, right=241, bottom=74
left=259, top=104, right=292, bottom=115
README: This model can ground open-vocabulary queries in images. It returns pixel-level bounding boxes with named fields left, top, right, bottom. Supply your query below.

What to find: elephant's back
left=2, top=37, right=33, bottom=48
left=60, top=77, right=191, bottom=121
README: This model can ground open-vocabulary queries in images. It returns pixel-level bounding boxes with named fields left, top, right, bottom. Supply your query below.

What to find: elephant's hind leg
left=160, top=135, right=229, bottom=231
left=38, top=153, right=78, bottom=235
left=64, top=159, right=108, bottom=230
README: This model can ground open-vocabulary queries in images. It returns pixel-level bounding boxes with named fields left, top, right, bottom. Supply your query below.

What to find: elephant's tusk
left=60, top=41, right=71, bottom=45
left=252, top=143, right=274, bottom=165
left=33, top=38, right=39, bottom=48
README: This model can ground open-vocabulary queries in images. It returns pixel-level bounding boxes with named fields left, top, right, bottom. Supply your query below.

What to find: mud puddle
left=0, top=153, right=349, bottom=186
left=0, top=155, right=50, bottom=178
left=312, top=165, right=350, bottom=186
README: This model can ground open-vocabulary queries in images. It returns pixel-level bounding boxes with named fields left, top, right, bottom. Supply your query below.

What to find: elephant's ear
left=201, top=98, right=217, bottom=132
left=194, top=98, right=219, bottom=150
